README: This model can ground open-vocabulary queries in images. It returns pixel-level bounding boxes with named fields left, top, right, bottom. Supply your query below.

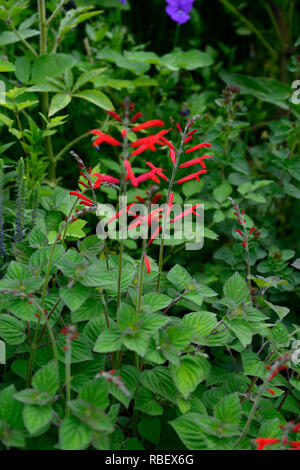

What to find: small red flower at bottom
left=144, top=254, right=151, bottom=273
left=254, top=437, right=280, bottom=450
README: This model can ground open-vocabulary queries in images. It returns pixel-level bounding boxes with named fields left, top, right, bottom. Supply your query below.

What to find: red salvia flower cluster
left=265, top=353, right=290, bottom=382
left=254, top=417, right=300, bottom=450
left=229, top=197, right=255, bottom=249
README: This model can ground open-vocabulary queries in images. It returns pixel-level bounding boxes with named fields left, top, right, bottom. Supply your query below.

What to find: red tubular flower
left=130, top=130, right=169, bottom=155
left=169, top=149, right=175, bottom=166
left=135, top=195, right=145, bottom=203
left=158, top=136, right=175, bottom=150
left=148, top=225, right=162, bottom=245
left=249, top=227, right=255, bottom=234
left=93, top=173, right=120, bottom=189
left=90, top=129, right=121, bottom=147
left=131, top=112, right=143, bottom=123
left=152, top=193, right=163, bottom=204
left=69, top=191, right=94, bottom=205
left=176, top=169, right=207, bottom=184
left=179, top=155, right=213, bottom=169
left=170, top=204, right=202, bottom=224
left=254, top=438, right=280, bottom=450
left=185, top=143, right=211, bottom=153
left=176, top=124, right=182, bottom=133
left=79, top=201, right=93, bottom=207
left=132, top=119, right=164, bottom=132
left=144, top=254, right=151, bottom=273
left=124, top=160, right=138, bottom=187
left=145, top=162, right=168, bottom=181
left=292, top=423, right=300, bottom=433
left=78, top=181, right=89, bottom=189
left=267, top=388, right=275, bottom=396
left=235, top=229, right=243, bottom=237
left=289, top=441, right=300, bottom=448
left=121, top=129, right=127, bottom=138
left=135, top=170, right=160, bottom=184
left=184, top=136, right=193, bottom=144
left=107, top=203, right=136, bottom=225
left=188, top=129, right=197, bottom=136
left=107, top=110, right=122, bottom=122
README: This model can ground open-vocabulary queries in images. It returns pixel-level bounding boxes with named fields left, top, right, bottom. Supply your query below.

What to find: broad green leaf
left=183, top=311, right=217, bottom=338
left=0, top=385, right=23, bottom=429
left=143, top=293, right=171, bottom=312
left=0, top=315, right=25, bottom=345
left=214, top=393, right=241, bottom=426
left=73, top=89, right=113, bottom=111
left=0, top=59, right=15, bottom=72
left=60, top=283, right=90, bottom=311
left=213, top=182, right=232, bottom=204
left=93, top=329, right=122, bottom=353
left=122, top=330, right=150, bottom=357
left=223, top=272, right=249, bottom=305
left=224, top=318, right=252, bottom=347
left=138, top=417, right=161, bottom=445
left=49, top=93, right=71, bottom=116
left=170, top=356, right=211, bottom=399
left=23, top=405, right=52, bottom=434
left=170, top=413, right=207, bottom=450
left=167, top=264, right=192, bottom=292
left=32, top=361, right=59, bottom=396
left=59, top=415, right=91, bottom=450
left=79, top=378, right=109, bottom=409
left=14, top=56, right=30, bottom=82
left=31, top=54, right=76, bottom=84
left=135, top=387, right=163, bottom=416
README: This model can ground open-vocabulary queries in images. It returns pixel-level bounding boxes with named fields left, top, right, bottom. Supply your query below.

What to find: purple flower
left=165, top=0, right=195, bottom=24
left=118, top=0, right=126, bottom=5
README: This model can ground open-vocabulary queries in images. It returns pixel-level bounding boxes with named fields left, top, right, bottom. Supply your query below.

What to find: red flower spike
left=132, top=119, right=164, bottom=132
left=176, top=124, right=182, bottom=134
left=124, top=160, right=138, bottom=187
left=292, top=423, right=300, bottom=433
left=145, top=162, right=168, bottom=181
left=69, top=191, right=93, bottom=204
left=130, top=130, right=169, bottom=155
left=78, top=181, right=89, bottom=189
left=169, top=149, right=175, bottom=166
left=144, top=254, right=151, bottom=273
left=158, top=136, right=175, bottom=150
left=176, top=170, right=207, bottom=184
left=131, top=145, right=148, bottom=156
left=93, top=173, right=120, bottom=189
left=107, top=110, right=122, bottom=122
left=179, top=155, right=212, bottom=169
left=184, top=136, right=193, bottom=144
left=148, top=225, right=162, bottom=245
left=185, top=143, right=211, bottom=153
left=254, top=438, right=280, bottom=450
left=289, top=441, right=300, bottom=448
left=131, top=112, right=143, bottom=123
left=152, top=193, right=163, bottom=205
left=90, top=129, right=121, bottom=147
left=268, top=370, right=278, bottom=381
left=267, top=388, right=275, bottom=396
left=135, top=170, right=160, bottom=184
left=170, top=204, right=202, bottom=224
left=79, top=201, right=94, bottom=207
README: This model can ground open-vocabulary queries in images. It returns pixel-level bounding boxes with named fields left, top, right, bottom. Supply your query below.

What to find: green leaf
left=117, top=303, right=138, bottom=331
left=73, top=89, right=113, bottom=111
left=167, top=264, right=192, bottom=292
left=223, top=272, right=249, bottom=305
left=170, top=413, right=207, bottom=450
left=23, top=405, right=52, bottom=434
left=0, top=59, right=15, bottom=72
left=59, top=415, right=92, bottom=450
left=79, top=378, right=109, bottom=409
left=183, top=311, right=217, bottom=338
left=224, top=318, right=252, bottom=347
left=77, top=235, right=104, bottom=260
left=241, top=350, right=265, bottom=377
left=143, top=293, right=171, bottom=312
left=213, top=182, right=232, bottom=204
left=138, top=417, right=161, bottom=445
left=108, top=365, right=138, bottom=408
left=123, top=330, right=149, bottom=357
left=60, top=283, right=90, bottom=311
left=135, top=387, right=163, bottom=416
left=140, top=314, right=169, bottom=335
left=263, top=300, right=289, bottom=320
left=0, top=29, right=39, bottom=47
left=14, top=56, right=30, bottom=82
left=214, top=393, right=241, bottom=426
left=170, top=356, right=211, bottom=399
left=32, top=361, right=59, bottom=396
left=93, top=329, right=122, bottom=353
left=140, top=367, right=177, bottom=403
left=57, top=336, right=93, bottom=363
left=48, top=93, right=71, bottom=116
left=0, top=315, right=25, bottom=345
left=31, top=54, right=76, bottom=84
left=0, top=385, right=23, bottom=429
left=29, top=228, right=48, bottom=248
left=68, top=399, right=113, bottom=433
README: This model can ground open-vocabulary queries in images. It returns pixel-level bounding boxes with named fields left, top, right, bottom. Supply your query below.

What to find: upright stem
left=65, top=339, right=72, bottom=416
left=137, top=237, right=147, bottom=313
